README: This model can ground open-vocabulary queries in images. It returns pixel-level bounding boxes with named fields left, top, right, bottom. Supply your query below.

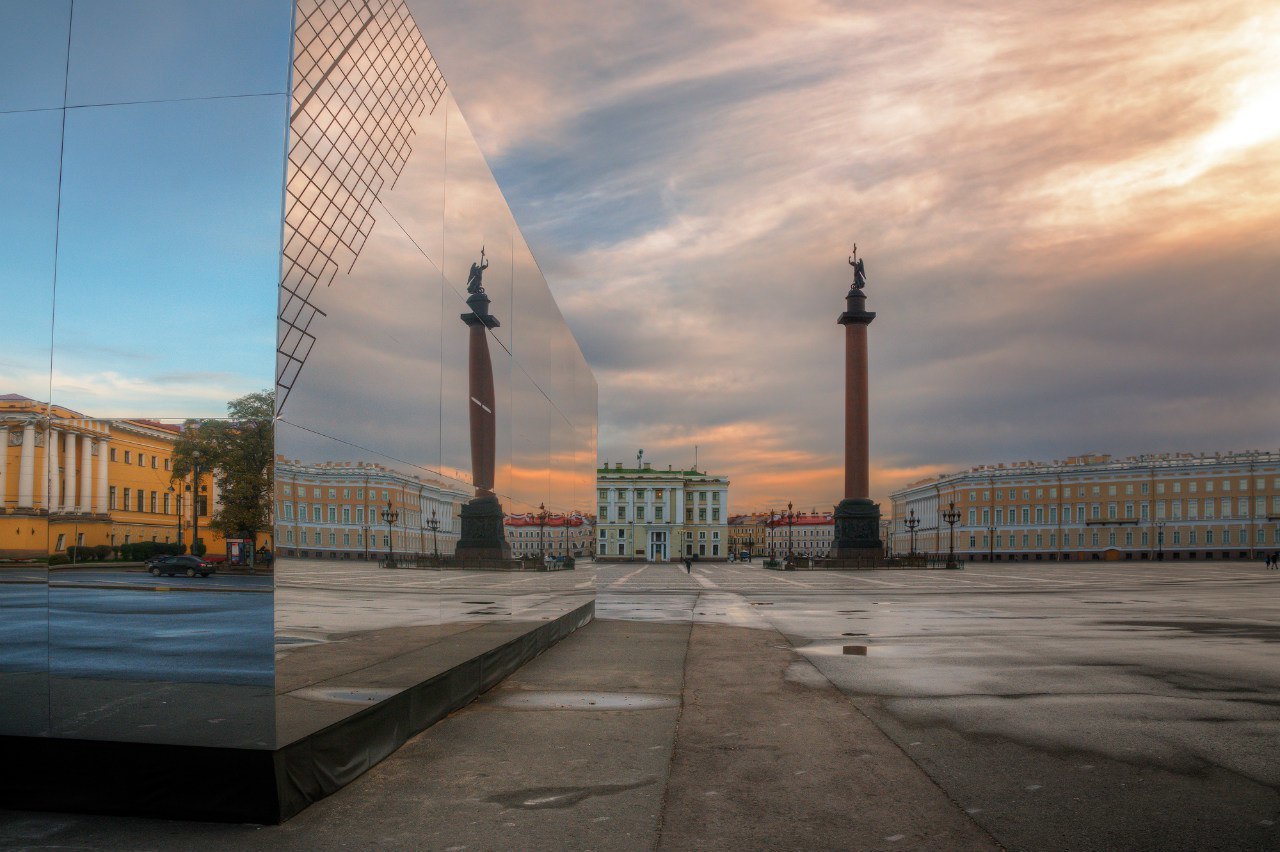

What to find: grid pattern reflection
left=278, top=0, right=447, bottom=412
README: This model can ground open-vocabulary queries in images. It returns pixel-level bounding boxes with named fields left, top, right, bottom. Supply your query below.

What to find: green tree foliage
left=171, top=390, right=275, bottom=542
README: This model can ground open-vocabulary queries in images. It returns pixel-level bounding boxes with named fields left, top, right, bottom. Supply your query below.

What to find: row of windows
left=106, top=486, right=207, bottom=517
left=960, top=527, right=1280, bottom=549
left=284, top=529, right=392, bottom=547
left=960, top=477, right=1278, bottom=504
left=278, top=502, right=440, bottom=527
left=948, top=496, right=1279, bottom=527
left=282, top=484, right=393, bottom=501
left=597, top=488, right=721, bottom=502
left=598, top=505, right=724, bottom=523
left=108, top=447, right=171, bottom=471
left=599, top=528, right=721, bottom=539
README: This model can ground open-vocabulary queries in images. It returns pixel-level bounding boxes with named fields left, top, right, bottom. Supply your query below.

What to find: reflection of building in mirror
left=0, top=394, right=224, bottom=561
left=505, top=510, right=594, bottom=559
left=275, top=458, right=468, bottom=560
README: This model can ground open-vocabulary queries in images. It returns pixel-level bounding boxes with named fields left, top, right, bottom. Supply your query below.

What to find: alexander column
left=833, top=245, right=883, bottom=561
left=455, top=247, right=512, bottom=561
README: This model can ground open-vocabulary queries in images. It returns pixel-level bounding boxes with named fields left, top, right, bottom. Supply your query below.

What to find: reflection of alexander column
left=455, top=247, right=512, bottom=561
left=833, top=246, right=883, bottom=561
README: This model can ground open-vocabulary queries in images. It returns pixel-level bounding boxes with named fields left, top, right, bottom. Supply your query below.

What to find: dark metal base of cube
left=0, top=599, right=594, bottom=824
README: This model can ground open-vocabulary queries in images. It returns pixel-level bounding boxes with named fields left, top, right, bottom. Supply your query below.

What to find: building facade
left=891, top=451, right=1280, bottom=562
left=1, top=394, right=221, bottom=559
left=728, top=514, right=769, bottom=557
left=765, top=511, right=836, bottom=558
left=505, top=511, right=593, bottom=559
left=596, top=463, right=730, bottom=561
left=275, top=459, right=467, bottom=560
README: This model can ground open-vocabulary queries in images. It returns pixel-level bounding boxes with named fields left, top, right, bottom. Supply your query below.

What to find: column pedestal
left=833, top=497, right=882, bottom=559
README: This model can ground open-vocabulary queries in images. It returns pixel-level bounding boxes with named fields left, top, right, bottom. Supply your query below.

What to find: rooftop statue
left=466, top=246, right=489, bottom=295
left=848, top=243, right=868, bottom=290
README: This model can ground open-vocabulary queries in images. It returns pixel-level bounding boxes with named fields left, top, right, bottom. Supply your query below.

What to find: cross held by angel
left=848, top=244, right=868, bottom=290
left=466, top=246, right=489, bottom=295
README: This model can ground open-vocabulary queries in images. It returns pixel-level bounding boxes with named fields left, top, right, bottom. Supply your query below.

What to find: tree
left=172, top=390, right=275, bottom=545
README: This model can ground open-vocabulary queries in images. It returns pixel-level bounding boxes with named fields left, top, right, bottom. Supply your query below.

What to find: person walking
left=1267, top=553, right=1274, bottom=569
left=683, top=556, right=692, bottom=574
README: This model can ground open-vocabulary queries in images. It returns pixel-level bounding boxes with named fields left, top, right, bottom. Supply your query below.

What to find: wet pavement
left=595, top=560, right=1280, bottom=851
left=4, top=559, right=1280, bottom=850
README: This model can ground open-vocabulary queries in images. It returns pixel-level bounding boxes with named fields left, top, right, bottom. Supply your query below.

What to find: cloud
left=405, top=0, right=1280, bottom=510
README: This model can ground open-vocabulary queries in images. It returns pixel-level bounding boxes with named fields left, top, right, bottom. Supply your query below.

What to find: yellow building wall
left=1, top=399, right=224, bottom=559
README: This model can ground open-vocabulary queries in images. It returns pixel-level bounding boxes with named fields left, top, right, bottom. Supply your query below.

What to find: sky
left=417, top=0, right=1280, bottom=512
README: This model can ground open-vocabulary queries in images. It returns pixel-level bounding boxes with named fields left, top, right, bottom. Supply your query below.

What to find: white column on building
left=63, top=431, right=77, bottom=513
left=79, top=434, right=92, bottom=513
left=43, top=427, right=53, bottom=512
left=18, top=422, right=36, bottom=509
left=46, top=427, right=60, bottom=512
left=96, top=437, right=109, bottom=514
left=0, top=426, right=7, bottom=509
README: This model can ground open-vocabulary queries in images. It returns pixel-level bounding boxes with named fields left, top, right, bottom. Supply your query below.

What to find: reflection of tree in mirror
left=172, top=390, right=274, bottom=548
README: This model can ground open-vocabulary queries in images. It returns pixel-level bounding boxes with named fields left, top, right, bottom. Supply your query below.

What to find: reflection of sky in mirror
left=0, top=1, right=70, bottom=113
left=66, top=0, right=291, bottom=107
left=0, top=110, right=61, bottom=400
left=51, top=96, right=286, bottom=417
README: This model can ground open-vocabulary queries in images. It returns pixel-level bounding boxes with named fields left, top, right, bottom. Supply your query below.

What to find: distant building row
left=728, top=512, right=837, bottom=558
left=276, top=457, right=595, bottom=561
left=890, top=450, right=1280, bottom=562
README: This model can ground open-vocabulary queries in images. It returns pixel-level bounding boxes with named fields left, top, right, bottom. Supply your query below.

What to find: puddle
left=488, top=779, right=654, bottom=809
left=800, top=641, right=912, bottom=658
left=291, top=686, right=401, bottom=704
left=488, top=691, right=679, bottom=710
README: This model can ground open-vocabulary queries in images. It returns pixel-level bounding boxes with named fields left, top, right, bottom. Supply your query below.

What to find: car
left=150, top=555, right=215, bottom=578
left=143, top=554, right=175, bottom=570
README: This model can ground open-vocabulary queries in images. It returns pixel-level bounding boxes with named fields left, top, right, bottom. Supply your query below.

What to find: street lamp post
left=767, top=510, right=776, bottom=559
left=943, top=500, right=961, bottom=569
left=987, top=524, right=997, bottom=563
left=427, top=507, right=441, bottom=564
left=880, top=519, right=891, bottom=559
left=380, top=499, right=399, bottom=567
left=168, top=486, right=184, bottom=551
left=784, top=501, right=796, bottom=559
left=905, top=508, right=919, bottom=556
left=1156, top=519, right=1166, bottom=560
left=537, top=502, right=549, bottom=563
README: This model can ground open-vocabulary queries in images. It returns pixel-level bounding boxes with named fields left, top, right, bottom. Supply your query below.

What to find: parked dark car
left=142, top=554, right=174, bottom=570
left=150, top=555, right=215, bottom=578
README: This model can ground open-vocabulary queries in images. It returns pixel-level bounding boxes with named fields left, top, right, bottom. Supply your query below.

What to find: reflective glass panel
left=66, top=0, right=293, bottom=107
left=51, top=95, right=287, bottom=417
left=0, top=1, right=71, bottom=113
left=47, top=416, right=275, bottom=748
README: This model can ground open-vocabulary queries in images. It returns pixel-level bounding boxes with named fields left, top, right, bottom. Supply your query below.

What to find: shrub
left=47, top=554, right=69, bottom=566
left=192, top=539, right=207, bottom=557
left=92, top=544, right=112, bottom=561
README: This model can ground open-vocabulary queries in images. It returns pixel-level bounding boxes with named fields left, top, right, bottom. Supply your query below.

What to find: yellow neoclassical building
left=0, top=394, right=222, bottom=560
